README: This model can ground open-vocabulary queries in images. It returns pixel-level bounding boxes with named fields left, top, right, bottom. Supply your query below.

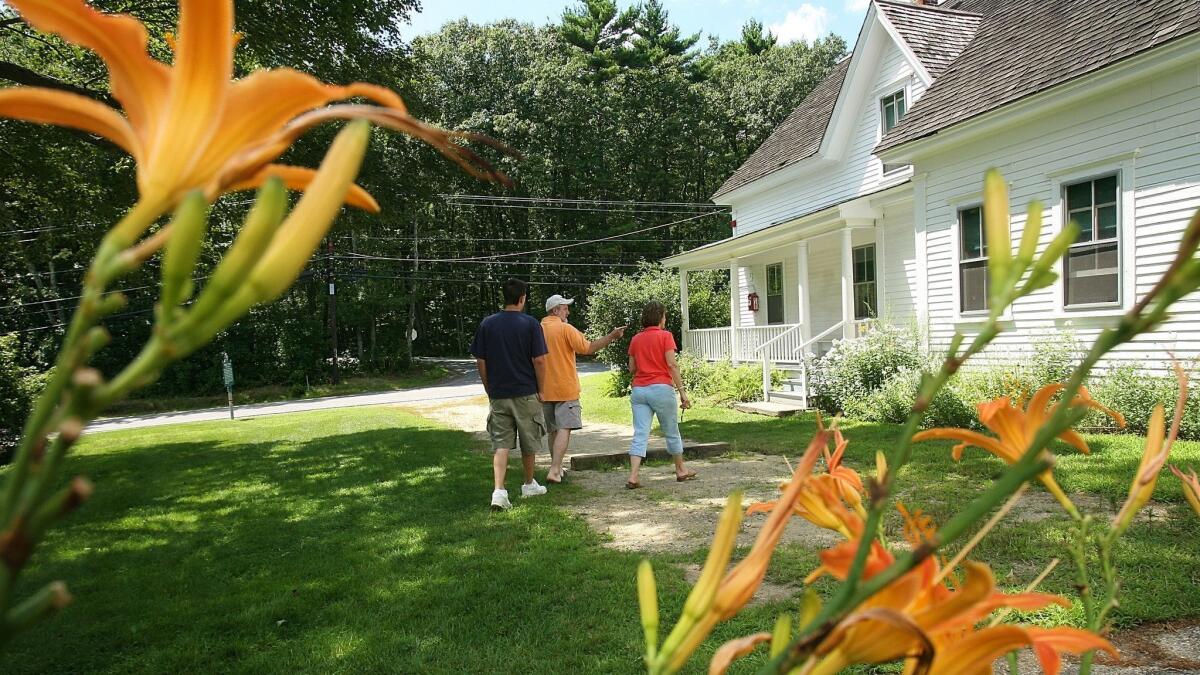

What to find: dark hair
left=641, top=301, right=666, bottom=328
left=502, top=278, right=528, bottom=306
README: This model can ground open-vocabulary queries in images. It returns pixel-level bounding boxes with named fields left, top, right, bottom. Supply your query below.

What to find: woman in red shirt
left=625, top=301, right=695, bottom=488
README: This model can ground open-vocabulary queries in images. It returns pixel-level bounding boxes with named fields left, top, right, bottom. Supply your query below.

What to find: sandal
left=546, top=474, right=564, bottom=485
left=625, top=481, right=642, bottom=490
left=676, top=471, right=698, bottom=482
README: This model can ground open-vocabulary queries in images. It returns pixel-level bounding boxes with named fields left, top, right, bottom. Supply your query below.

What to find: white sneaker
left=521, top=480, right=548, bottom=497
left=490, top=489, right=512, bottom=511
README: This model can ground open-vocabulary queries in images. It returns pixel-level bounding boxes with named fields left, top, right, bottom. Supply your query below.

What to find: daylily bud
left=1016, top=201, right=1043, bottom=265
left=1112, top=405, right=1167, bottom=537
left=160, top=191, right=210, bottom=311
left=875, top=450, right=888, bottom=484
left=247, top=120, right=371, bottom=303
left=638, top=559, right=659, bottom=661
left=983, top=169, right=1011, bottom=299
left=798, top=588, right=822, bottom=631
left=1169, top=465, right=1200, bottom=518
left=770, top=612, right=791, bottom=657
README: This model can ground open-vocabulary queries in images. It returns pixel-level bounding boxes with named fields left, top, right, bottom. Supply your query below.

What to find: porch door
left=766, top=262, right=785, bottom=325
left=852, top=244, right=877, bottom=320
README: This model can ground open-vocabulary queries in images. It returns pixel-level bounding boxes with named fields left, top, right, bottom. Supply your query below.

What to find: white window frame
left=851, top=244, right=878, bottom=320
left=765, top=261, right=785, bottom=325
left=877, top=82, right=912, bottom=178
left=956, top=203, right=989, bottom=316
left=947, top=188, right=1013, bottom=324
left=1048, top=157, right=1136, bottom=316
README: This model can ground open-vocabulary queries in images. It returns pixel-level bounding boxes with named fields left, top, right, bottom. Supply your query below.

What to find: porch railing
left=737, top=324, right=804, bottom=363
left=683, top=327, right=731, bottom=361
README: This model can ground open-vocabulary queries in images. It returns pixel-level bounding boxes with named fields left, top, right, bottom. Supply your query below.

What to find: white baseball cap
left=545, top=294, right=575, bottom=312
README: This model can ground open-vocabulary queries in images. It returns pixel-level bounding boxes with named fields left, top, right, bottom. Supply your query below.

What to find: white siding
left=730, top=39, right=926, bottom=237
left=880, top=206, right=917, bottom=321
left=918, top=60, right=1200, bottom=372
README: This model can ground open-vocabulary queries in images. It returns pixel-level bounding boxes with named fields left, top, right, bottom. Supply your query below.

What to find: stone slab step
left=734, top=400, right=806, bottom=417
left=569, top=442, right=731, bottom=471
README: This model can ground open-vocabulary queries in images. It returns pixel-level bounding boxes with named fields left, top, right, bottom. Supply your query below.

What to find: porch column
left=796, top=240, right=811, bottom=346
left=729, top=258, right=741, bottom=363
left=679, top=267, right=690, bottom=348
left=840, top=228, right=854, bottom=340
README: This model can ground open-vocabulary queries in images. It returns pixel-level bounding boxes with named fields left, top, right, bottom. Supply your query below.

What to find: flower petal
left=9, top=0, right=168, bottom=142
left=926, top=625, right=1030, bottom=675
left=0, top=87, right=138, bottom=155
left=913, top=428, right=1007, bottom=462
left=1055, top=428, right=1092, bottom=455
left=708, top=633, right=771, bottom=675
left=145, top=0, right=234, bottom=195
left=1027, top=627, right=1118, bottom=675
left=911, top=561, right=994, bottom=632
left=225, top=165, right=380, bottom=213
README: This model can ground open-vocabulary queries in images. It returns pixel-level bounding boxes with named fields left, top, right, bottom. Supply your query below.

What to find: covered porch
left=666, top=187, right=916, bottom=372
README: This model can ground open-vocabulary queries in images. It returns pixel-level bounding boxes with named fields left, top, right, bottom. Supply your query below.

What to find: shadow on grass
left=2, top=411, right=680, bottom=674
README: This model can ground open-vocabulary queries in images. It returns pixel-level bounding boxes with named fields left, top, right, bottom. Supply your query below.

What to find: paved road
left=88, top=359, right=610, bottom=434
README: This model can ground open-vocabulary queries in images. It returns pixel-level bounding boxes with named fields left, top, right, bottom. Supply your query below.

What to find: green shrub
left=809, top=322, right=923, bottom=413
left=1085, top=364, right=1185, bottom=437
left=584, top=263, right=728, bottom=374
left=848, top=368, right=975, bottom=429
left=600, top=352, right=779, bottom=405
left=0, top=335, right=46, bottom=463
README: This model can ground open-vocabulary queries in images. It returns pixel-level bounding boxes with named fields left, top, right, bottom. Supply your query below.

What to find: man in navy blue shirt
left=471, top=279, right=549, bottom=510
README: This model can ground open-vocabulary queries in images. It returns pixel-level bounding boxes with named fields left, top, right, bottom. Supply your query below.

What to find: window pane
left=1097, top=205, right=1117, bottom=240
left=896, top=91, right=906, bottom=119
left=853, top=246, right=875, bottom=284
left=766, top=264, right=782, bottom=295
left=1072, top=210, right=1093, bottom=242
left=767, top=294, right=785, bottom=325
left=1095, top=175, right=1118, bottom=204
left=960, top=260, right=988, bottom=312
left=1065, top=242, right=1119, bottom=305
left=1066, top=181, right=1092, bottom=210
left=960, top=207, right=983, bottom=258
left=854, top=282, right=877, bottom=320
left=884, top=104, right=896, bottom=131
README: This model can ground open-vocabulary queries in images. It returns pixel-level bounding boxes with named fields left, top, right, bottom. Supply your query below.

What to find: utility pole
left=326, top=237, right=340, bottom=384
left=406, top=213, right=418, bottom=366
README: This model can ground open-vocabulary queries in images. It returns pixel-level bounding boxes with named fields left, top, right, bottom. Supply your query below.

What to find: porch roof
left=664, top=181, right=910, bottom=270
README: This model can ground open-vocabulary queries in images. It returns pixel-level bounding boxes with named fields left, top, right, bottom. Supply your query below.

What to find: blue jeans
left=629, top=384, right=684, bottom=458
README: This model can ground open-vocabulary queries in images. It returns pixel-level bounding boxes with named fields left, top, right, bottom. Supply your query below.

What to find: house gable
left=717, top=6, right=930, bottom=238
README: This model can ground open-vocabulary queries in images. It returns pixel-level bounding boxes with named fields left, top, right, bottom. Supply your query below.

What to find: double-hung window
left=958, top=205, right=988, bottom=313
left=1063, top=175, right=1120, bottom=306
left=880, top=89, right=908, bottom=174
left=765, top=262, right=785, bottom=325
left=852, top=245, right=877, bottom=320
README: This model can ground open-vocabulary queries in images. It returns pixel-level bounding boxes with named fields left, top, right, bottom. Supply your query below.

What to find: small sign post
left=222, top=352, right=235, bottom=420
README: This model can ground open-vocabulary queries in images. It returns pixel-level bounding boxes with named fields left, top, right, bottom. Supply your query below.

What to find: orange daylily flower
left=0, top=0, right=506, bottom=221
left=801, top=562, right=1097, bottom=675
left=1171, top=464, right=1200, bottom=518
left=913, top=383, right=1124, bottom=515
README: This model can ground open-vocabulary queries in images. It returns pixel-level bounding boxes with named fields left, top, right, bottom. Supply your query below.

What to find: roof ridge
left=873, top=0, right=983, bottom=19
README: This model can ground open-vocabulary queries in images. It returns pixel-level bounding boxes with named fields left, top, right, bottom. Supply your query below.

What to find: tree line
left=0, top=0, right=845, bottom=399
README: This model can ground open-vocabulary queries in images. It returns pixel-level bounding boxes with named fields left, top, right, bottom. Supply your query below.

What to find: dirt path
left=397, top=396, right=1200, bottom=672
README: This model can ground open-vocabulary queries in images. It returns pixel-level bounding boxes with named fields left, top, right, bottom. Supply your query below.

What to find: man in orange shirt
left=540, top=294, right=625, bottom=484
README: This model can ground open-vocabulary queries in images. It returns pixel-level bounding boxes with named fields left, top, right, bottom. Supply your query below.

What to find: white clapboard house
left=665, top=0, right=1200, bottom=408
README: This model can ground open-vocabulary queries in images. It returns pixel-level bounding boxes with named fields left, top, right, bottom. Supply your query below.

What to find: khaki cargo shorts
left=486, top=394, right=546, bottom=455
left=542, top=400, right=583, bottom=432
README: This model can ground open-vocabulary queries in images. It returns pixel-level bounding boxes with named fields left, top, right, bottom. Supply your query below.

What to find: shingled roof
left=874, top=0, right=982, bottom=79
left=877, top=0, right=1200, bottom=153
left=711, top=58, right=850, bottom=200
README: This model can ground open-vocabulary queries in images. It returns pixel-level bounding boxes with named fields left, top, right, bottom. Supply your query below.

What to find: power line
left=440, top=194, right=728, bottom=208
left=336, top=253, right=646, bottom=267
left=429, top=211, right=717, bottom=263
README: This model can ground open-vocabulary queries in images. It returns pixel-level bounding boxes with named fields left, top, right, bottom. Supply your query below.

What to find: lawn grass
left=0, top=406, right=788, bottom=674
left=579, top=375, right=1200, bottom=625
left=104, top=365, right=448, bottom=416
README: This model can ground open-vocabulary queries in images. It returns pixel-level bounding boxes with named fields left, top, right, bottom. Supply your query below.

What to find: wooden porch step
left=735, top=400, right=806, bottom=417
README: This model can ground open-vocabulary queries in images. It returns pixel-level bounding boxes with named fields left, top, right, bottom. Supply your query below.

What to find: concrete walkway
left=87, top=359, right=608, bottom=434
